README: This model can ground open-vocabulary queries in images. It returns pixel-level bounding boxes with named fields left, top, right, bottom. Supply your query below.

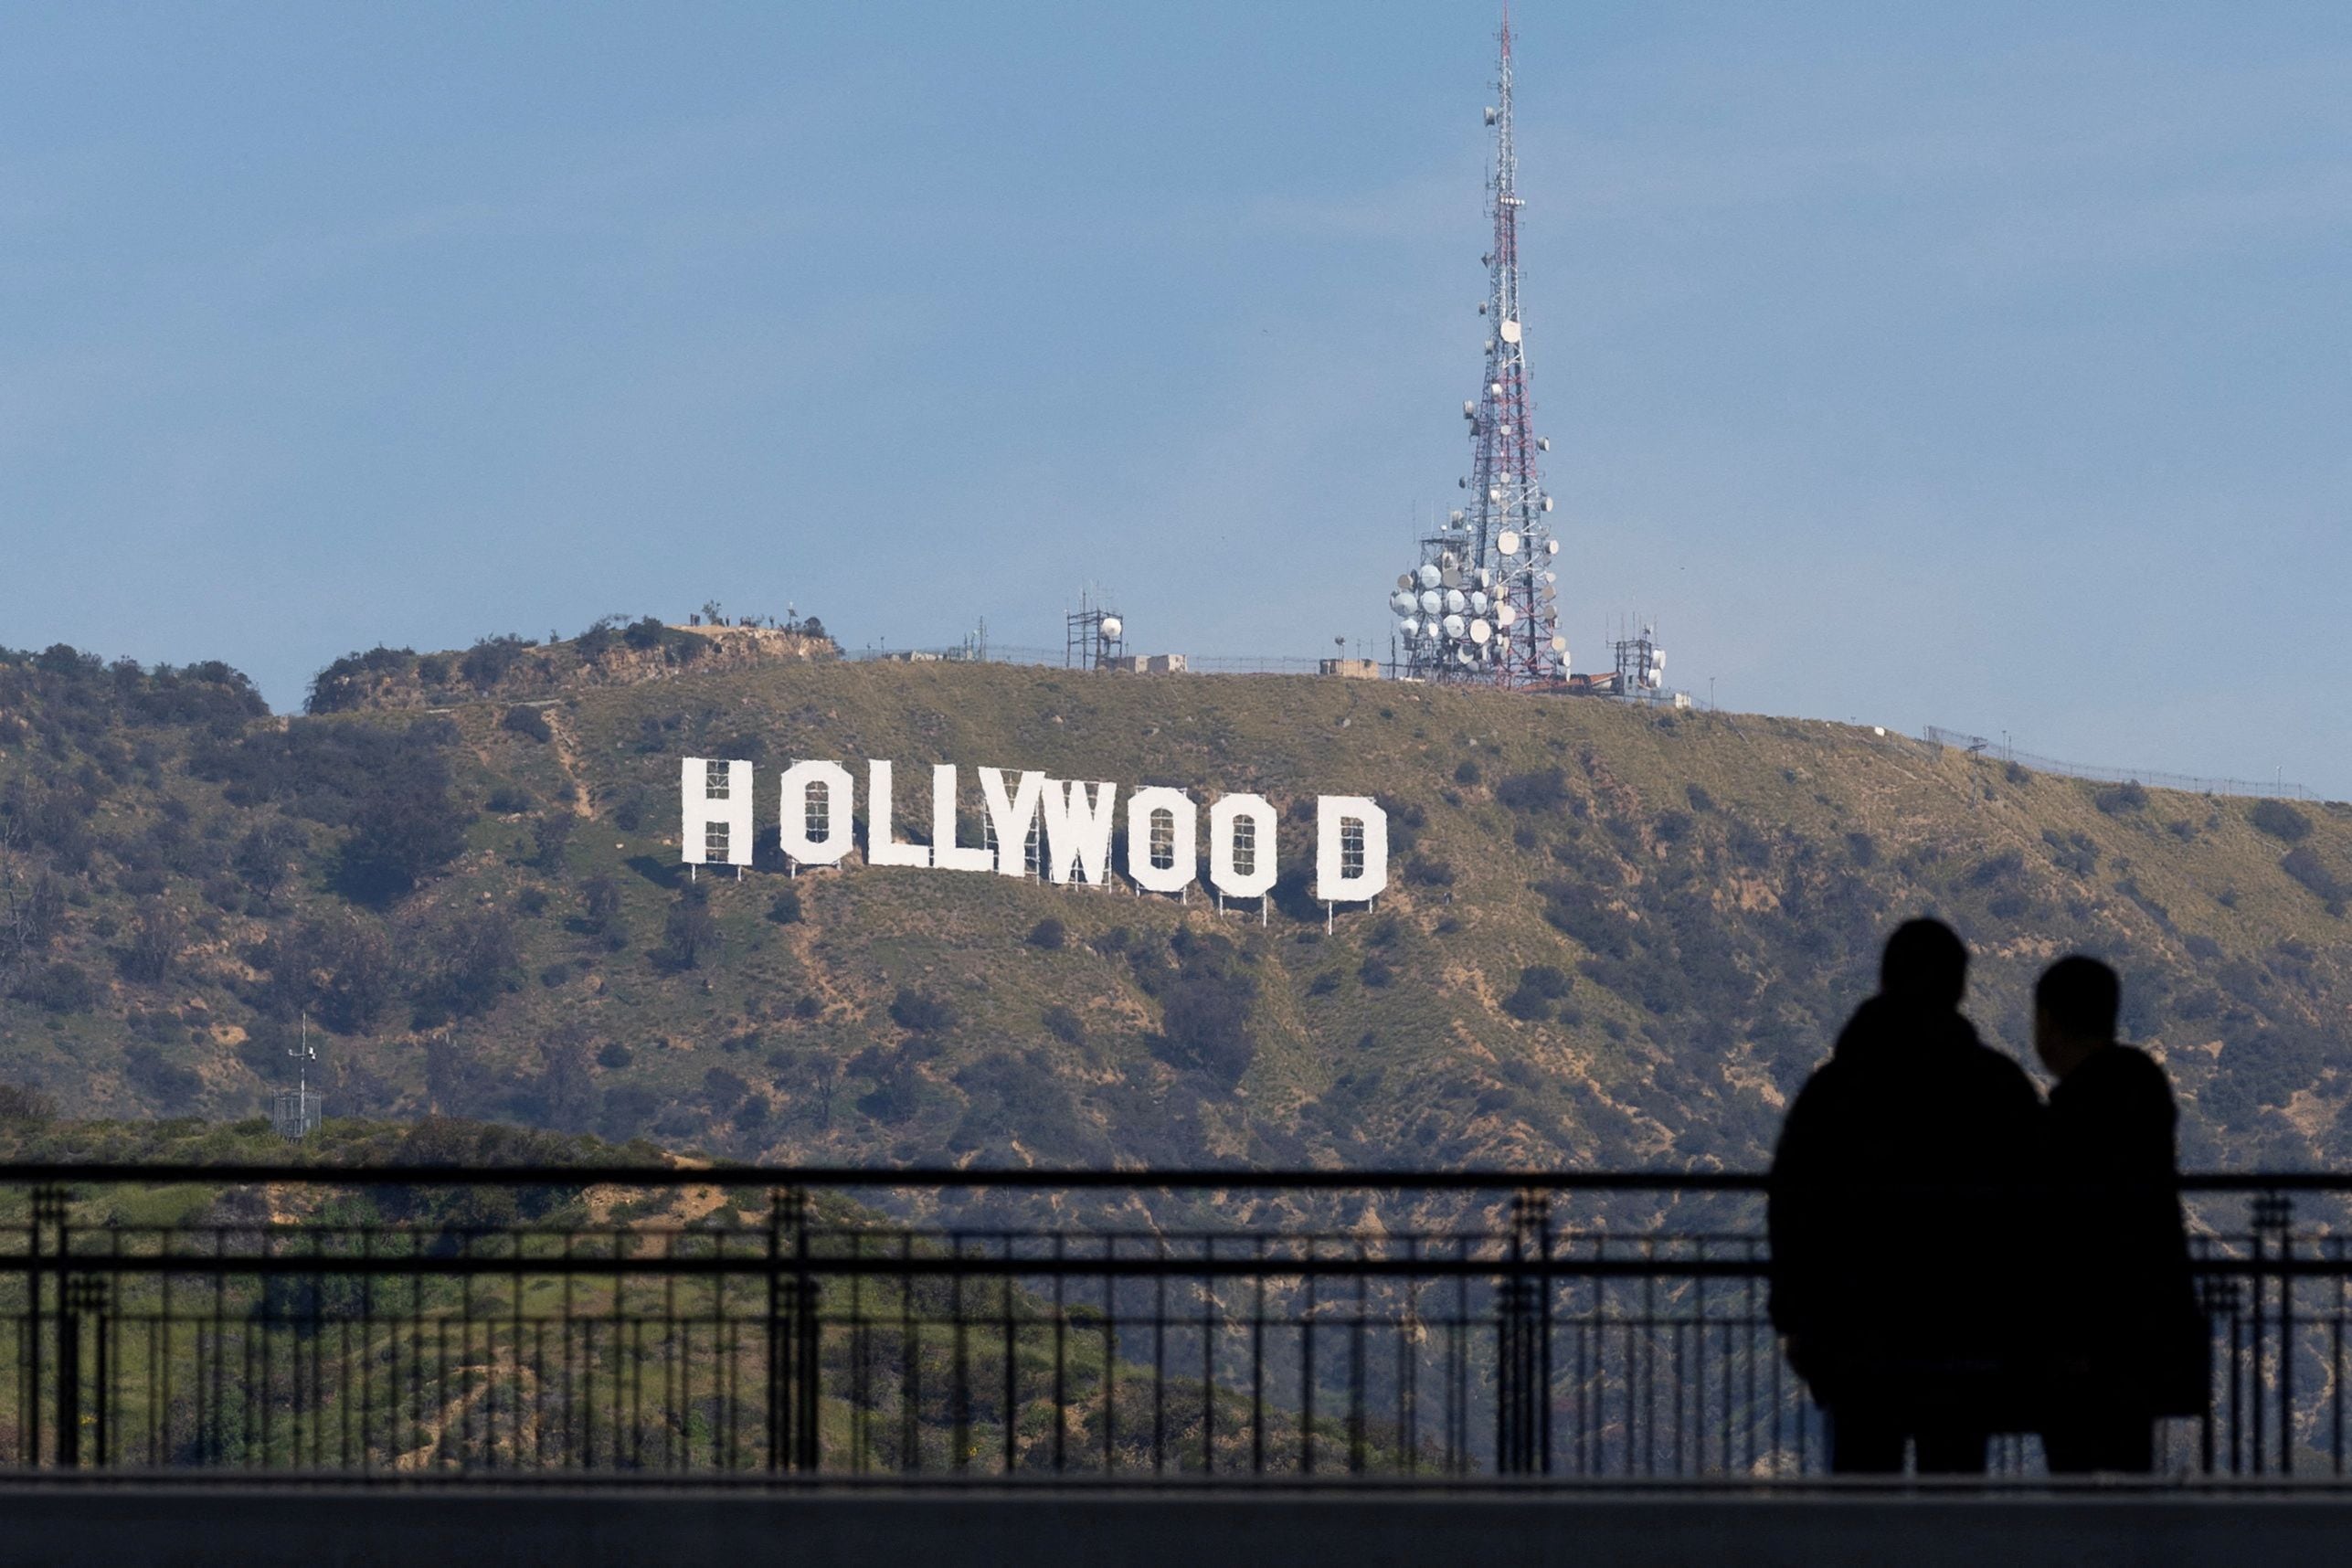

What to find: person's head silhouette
left=2033, top=954, right=2120, bottom=1080
left=1880, top=917, right=1966, bottom=1009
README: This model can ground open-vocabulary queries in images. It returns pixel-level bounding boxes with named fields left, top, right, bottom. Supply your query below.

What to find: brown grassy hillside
left=4, top=644, right=2349, bottom=1173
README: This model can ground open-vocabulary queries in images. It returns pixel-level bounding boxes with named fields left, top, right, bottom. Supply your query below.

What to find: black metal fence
left=0, top=1165, right=2344, bottom=1481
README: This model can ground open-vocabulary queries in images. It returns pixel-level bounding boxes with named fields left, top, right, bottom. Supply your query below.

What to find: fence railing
left=0, top=1165, right=2344, bottom=1482
left=1921, top=726, right=2316, bottom=802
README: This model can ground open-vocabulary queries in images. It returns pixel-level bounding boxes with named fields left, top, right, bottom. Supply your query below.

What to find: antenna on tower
left=1385, top=9, right=1566, bottom=688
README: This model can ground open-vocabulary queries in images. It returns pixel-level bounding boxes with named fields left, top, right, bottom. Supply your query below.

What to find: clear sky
left=4, top=4, right=2347, bottom=792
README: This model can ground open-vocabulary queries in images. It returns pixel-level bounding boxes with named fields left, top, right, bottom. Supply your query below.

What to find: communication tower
left=270, top=1012, right=323, bottom=1141
left=1065, top=589, right=1125, bottom=672
left=1388, top=13, right=1566, bottom=686
left=1611, top=622, right=1667, bottom=698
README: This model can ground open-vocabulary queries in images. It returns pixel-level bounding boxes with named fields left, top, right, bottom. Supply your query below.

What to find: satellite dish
left=1537, top=437, right=1551, bottom=451
left=1462, top=400, right=1476, bottom=418
left=1390, top=590, right=1415, bottom=614
left=1651, top=650, right=1666, bottom=667
left=1542, top=570, right=1557, bottom=584
left=1499, top=319, right=1521, bottom=344
left=1418, top=589, right=1442, bottom=615
left=1497, top=603, right=1518, bottom=628
left=1448, top=509, right=1465, bottom=524
left=1488, top=487, right=1502, bottom=502
left=1489, top=382, right=1503, bottom=397
left=1444, top=588, right=1467, bottom=614
left=1550, top=635, right=1568, bottom=654
left=1469, top=590, right=1489, bottom=614
left=1397, top=573, right=1414, bottom=592
left=1441, top=614, right=1466, bottom=640
left=1484, top=106, right=1498, bottom=125
left=1439, top=567, right=1464, bottom=590
left=1475, top=568, right=1491, bottom=588
left=1417, top=564, right=1441, bottom=589
left=1542, top=495, right=1554, bottom=513
left=1101, top=616, right=1123, bottom=639
left=1546, top=538, right=1560, bottom=555
left=1395, top=614, right=1418, bottom=636
left=1469, top=619, right=1492, bottom=646
left=1498, top=530, right=1520, bottom=556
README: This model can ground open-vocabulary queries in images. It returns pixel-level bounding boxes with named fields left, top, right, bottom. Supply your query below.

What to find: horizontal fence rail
left=0, top=1167, right=2343, bottom=1483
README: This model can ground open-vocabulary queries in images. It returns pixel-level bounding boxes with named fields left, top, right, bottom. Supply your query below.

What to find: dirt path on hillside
left=545, top=708, right=597, bottom=817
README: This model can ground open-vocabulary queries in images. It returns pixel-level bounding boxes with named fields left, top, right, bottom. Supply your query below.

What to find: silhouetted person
left=2034, top=955, right=2204, bottom=1474
left=1768, top=918, right=2046, bottom=1473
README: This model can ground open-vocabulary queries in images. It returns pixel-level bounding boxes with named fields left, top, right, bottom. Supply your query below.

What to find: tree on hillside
left=430, top=909, right=522, bottom=1017
left=660, top=885, right=720, bottom=970
left=334, top=753, right=471, bottom=905
left=119, top=899, right=181, bottom=985
left=260, top=913, right=397, bottom=1034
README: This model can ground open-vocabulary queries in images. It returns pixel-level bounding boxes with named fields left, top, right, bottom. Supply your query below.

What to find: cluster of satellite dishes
left=1633, top=627, right=1667, bottom=690
left=1389, top=525, right=1570, bottom=672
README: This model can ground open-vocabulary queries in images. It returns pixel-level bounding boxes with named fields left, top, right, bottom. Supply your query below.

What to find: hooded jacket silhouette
left=1768, top=994, right=2046, bottom=1424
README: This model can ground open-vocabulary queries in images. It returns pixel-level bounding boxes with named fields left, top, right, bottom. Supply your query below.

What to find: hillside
left=3, top=641, right=2350, bottom=1176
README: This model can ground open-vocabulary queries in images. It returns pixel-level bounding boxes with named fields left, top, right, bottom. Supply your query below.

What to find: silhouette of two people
left=1767, top=920, right=2201, bottom=1474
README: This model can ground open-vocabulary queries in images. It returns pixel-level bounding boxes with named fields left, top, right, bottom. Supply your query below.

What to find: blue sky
left=3, top=3, right=2347, bottom=792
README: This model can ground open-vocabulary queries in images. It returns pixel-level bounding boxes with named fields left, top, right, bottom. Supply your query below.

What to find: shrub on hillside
left=2094, top=781, right=2149, bottom=815
left=501, top=705, right=553, bottom=743
left=260, top=913, right=397, bottom=1033
left=429, top=909, right=522, bottom=1017
left=528, top=812, right=574, bottom=871
left=2251, top=800, right=2313, bottom=842
left=119, top=900, right=181, bottom=985
left=1028, top=916, right=1066, bottom=950
left=1150, top=933, right=1259, bottom=1087
left=123, top=1042, right=202, bottom=1113
left=2042, top=829, right=2100, bottom=878
left=768, top=888, right=803, bottom=925
left=0, top=1084, right=56, bottom=1124
left=460, top=635, right=533, bottom=690
left=327, top=744, right=472, bottom=905
left=2281, top=849, right=2347, bottom=916
left=659, top=885, right=720, bottom=970
left=303, top=646, right=417, bottom=715
left=1495, top=768, right=1569, bottom=814
left=888, top=987, right=956, bottom=1033
left=1042, top=1003, right=1085, bottom=1046
left=14, top=960, right=96, bottom=1014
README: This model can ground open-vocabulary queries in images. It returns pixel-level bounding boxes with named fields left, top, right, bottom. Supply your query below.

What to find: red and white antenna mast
left=1387, top=11, right=1566, bottom=685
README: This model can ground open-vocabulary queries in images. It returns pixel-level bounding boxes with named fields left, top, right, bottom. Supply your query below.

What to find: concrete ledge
left=3, top=1482, right=2351, bottom=1568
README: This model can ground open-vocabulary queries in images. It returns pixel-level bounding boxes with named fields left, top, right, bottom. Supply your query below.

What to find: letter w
left=1038, top=779, right=1118, bottom=885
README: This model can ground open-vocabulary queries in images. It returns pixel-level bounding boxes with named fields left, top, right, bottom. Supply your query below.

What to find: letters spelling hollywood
left=681, top=758, right=1388, bottom=904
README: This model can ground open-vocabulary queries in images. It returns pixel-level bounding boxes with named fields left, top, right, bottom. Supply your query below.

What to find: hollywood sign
left=680, top=758, right=1389, bottom=904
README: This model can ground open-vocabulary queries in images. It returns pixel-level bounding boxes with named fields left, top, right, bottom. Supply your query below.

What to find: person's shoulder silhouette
left=1767, top=918, right=2047, bottom=1472
left=2034, top=954, right=2202, bottom=1470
